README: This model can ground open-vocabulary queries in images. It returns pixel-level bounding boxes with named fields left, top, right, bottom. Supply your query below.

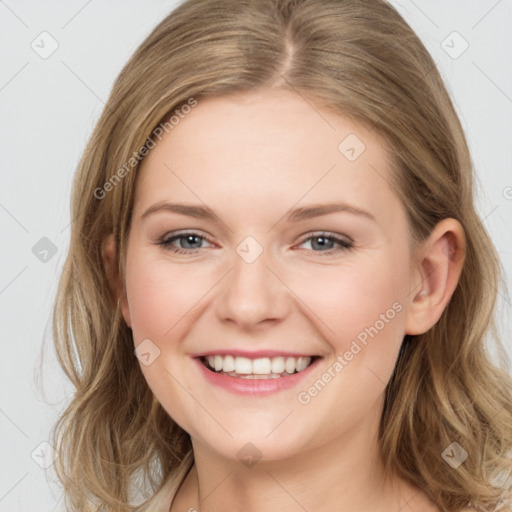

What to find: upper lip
left=192, top=349, right=320, bottom=359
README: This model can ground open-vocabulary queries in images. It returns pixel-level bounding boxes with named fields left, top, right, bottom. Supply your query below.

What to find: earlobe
left=404, top=218, right=466, bottom=336
left=101, top=234, right=132, bottom=328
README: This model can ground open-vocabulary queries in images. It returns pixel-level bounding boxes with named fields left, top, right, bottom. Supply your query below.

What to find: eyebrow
left=286, top=203, right=376, bottom=222
left=140, top=201, right=376, bottom=223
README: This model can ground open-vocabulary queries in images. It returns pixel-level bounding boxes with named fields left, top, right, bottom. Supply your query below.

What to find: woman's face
left=121, top=89, right=418, bottom=463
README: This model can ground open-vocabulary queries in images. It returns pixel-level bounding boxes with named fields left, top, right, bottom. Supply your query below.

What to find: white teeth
left=234, top=356, right=253, bottom=374
left=271, top=356, right=285, bottom=374
left=285, top=357, right=296, bottom=374
left=203, top=354, right=313, bottom=377
left=214, top=355, right=223, bottom=372
left=297, top=357, right=309, bottom=371
left=252, top=358, right=271, bottom=375
left=222, top=355, right=235, bottom=372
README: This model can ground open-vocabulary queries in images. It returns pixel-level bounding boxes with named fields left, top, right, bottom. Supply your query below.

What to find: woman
left=49, top=0, right=512, bottom=510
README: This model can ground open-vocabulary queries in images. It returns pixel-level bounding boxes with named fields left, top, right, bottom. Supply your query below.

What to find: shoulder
left=137, top=478, right=176, bottom=512
left=460, top=496, right=512, bottom=512
left=136, top=451, right=194, bottom=512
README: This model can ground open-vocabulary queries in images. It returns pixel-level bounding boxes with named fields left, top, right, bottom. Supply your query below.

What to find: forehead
left=133, top=89, right=402, bottom=229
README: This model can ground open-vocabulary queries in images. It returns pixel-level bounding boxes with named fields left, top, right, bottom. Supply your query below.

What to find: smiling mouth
left=200, top=354, right=320, bottom=379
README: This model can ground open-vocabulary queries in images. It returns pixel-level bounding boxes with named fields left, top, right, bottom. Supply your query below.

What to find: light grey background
left=1, top=1, right=511, bottom=510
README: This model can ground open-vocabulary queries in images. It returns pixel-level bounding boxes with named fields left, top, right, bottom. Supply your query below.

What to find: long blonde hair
left=46, top=0, right=512, bottom=510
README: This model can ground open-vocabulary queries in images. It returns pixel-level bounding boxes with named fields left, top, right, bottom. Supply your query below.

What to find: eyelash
left=158, top=231, right=354, bottom=256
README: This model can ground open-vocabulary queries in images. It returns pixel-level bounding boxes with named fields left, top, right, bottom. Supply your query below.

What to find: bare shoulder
left=431, top=506, right=477, bottom=512
left=432, top=505, right=503, bottom=512
left=394, top=478, right=510, bottom=512
left=458, top=505, right=511, bottom=512
left=398, top=485, right=479, bottom=512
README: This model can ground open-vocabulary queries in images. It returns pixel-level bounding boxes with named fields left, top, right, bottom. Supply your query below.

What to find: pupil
left=313, top=236, right=332, bottom=250
left=184, top=235, right=200, bottom=248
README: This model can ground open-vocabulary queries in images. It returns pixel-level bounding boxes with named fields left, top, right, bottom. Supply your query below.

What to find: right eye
left=158, top=231, right=214, bottom=255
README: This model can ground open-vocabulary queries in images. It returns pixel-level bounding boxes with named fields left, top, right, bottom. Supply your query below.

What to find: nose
left=214, top=241, right=291, bottom=331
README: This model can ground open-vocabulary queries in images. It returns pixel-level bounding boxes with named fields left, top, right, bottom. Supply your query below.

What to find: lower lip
left=192, top=357, right=321, bottom=396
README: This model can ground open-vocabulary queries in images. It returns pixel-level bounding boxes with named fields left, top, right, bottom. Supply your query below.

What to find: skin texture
left=102, top=88, right=466, bottom=511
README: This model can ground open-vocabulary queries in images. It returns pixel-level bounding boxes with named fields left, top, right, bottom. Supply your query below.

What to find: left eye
left=296, top=233, right=353, bottom=255
left=158, top=231, right=353, bottom=256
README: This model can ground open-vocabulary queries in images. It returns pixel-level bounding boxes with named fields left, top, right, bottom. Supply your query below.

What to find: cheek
left=292, top=253, right=407, bottom=356
left=292, top=256, right=408, bottom=429
left=125, top=254, right=208, bottom=339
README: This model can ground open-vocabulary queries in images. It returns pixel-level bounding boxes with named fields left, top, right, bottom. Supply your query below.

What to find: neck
left=171, top=406, right=431, bottom=512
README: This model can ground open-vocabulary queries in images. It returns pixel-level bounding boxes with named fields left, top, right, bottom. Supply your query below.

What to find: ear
left=101, top=234, right=132, bottom=328
left=404, top=218, right=466, bottom=335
